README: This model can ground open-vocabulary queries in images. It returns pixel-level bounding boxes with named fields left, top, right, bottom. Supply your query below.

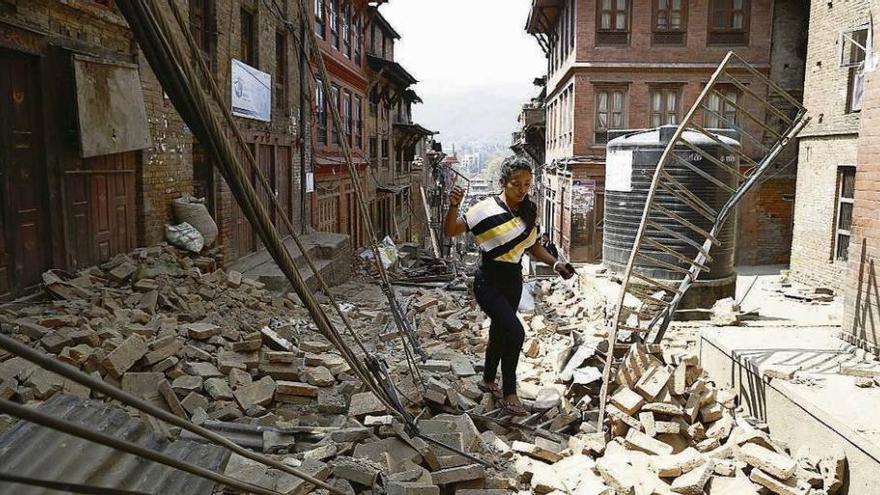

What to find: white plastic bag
left=165, top=222, right=205, bottom=253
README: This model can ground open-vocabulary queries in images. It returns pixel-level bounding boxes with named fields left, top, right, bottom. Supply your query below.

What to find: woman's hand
left=554, top=261, right=576, bottom=280
left=443, top=186, right=468, bottom=237
left=449, top=186, right=465, bottom=209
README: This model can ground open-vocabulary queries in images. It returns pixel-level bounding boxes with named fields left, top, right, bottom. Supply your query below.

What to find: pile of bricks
left=0, top=244, right=362, bottom=433
left=591, top=343, right=847, bottom=494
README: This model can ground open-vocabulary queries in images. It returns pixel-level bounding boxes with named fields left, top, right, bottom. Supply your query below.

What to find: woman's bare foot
left=500, top=393, right=528, bottom=416
left=478, top=381, right=502, bottom=398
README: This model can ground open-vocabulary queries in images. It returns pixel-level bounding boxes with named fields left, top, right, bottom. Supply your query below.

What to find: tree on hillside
left=481, top=155, right=505, bottom=185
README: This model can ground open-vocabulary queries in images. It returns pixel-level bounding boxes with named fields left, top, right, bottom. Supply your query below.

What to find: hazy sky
left=381, top=1, right=546, bottom=146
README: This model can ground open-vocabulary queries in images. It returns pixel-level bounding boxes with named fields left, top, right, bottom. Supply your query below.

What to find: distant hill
left=413, top=83, right=539, bottom=146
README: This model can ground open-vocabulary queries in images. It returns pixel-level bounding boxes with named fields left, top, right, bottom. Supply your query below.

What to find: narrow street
left=1, top=0, right=880, bottom=494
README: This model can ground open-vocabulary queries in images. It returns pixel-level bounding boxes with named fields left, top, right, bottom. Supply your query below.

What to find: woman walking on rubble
left=443, top=156, right=574, bottom=416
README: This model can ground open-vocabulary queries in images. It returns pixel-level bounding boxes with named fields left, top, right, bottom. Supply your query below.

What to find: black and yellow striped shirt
left=464, top=196, right=538, bottom=263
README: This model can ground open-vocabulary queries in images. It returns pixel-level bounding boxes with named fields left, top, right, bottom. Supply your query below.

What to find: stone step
left=231, top=232, right=352, bottom=292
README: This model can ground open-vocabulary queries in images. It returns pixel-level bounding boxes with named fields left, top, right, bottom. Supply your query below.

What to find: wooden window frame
left=596, top=0, right=631, bottom=46
left=343, top=89, right=352, bottom=145
left=189, top=0, right=215, bottom=68
left=315, top=0, right=325, bottom=39
left=833, top=165, right=856, bottom=262
left=330, top=84, right=340, bottom=145
left=594, top=86, right=628, bottom=145
left=275, top=32, right=288, bottom=113
left=707, top=0, right=750, bottom=46
left=652, top=0, right=687, bottom=45
left=369, top=137, right=378, bottom=162
left=315, top=78, right=327, bottom=144
left=649, top=85, right=682, bottom=127
left=353, top=9, right=362, bottom=65
left=354, top=95, right=363, bottom=148
left=845, top=28, right=869, bottom=113
left=240, top=7, right=256, bottom=66
left=342, top=1, right=352, bottom=59
left=330, top=0, right=339, bottom=49
left=704, top=84, right=740, bottom=129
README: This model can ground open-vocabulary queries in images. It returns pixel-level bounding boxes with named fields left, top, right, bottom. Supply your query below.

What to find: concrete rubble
left=0, top=247, right=849, bottom=494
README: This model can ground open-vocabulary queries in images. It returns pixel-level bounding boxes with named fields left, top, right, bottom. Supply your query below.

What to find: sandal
left=478, top=381, right=503, bottom=398
left=499, top=398, right=528, bottom=417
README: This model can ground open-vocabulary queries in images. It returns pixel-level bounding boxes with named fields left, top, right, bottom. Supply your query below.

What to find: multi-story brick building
left=526, top=0, right=807, bottom=264
left=361, top=6, right=433, bottom=246
left=835, top=4, right=877, bottom=354
left=0, top=0, right=311, bottom=299
left=789, top=0, right=872, bottom=292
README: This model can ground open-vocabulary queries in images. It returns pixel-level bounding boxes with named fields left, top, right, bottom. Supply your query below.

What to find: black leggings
left=474, top=260, right=525, bottom=396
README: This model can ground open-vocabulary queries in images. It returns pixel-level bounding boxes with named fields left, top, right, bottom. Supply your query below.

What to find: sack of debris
left=358, top=236, right=400, bottom=271
left=165, top=222, right=204, bottom=253
left=173, top=195, right=218, bottom=246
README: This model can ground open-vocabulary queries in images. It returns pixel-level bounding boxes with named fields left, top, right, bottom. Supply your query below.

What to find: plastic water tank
left=603, top=125, right=739, bottom=309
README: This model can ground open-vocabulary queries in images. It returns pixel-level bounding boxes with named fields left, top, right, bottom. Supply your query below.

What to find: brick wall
left=790, top=136, right=858, bottom=289
left=789, top=0, right=871, bottom=288
left=139, top=59, right=194, bottom=247
left=736, top=176, right=797, bottom=265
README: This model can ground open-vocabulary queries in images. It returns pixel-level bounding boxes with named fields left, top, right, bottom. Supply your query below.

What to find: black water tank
left=603, top=125, right=739, bottom=308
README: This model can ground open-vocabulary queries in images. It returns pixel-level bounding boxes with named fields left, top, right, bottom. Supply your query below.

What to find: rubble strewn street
left=0, top=245, right=849, bottom=494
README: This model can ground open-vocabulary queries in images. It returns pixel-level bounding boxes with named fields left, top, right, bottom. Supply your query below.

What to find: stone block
left=302, top=366, right=335, bottom=387
left=234, top=376, right=276, bottom=410
left=670, top=459, right=714, bottom=495
left=431, top=464, right=485, bottom=485
left=276, top=380, right=318, bottom=397
left=739, top=443, right=797, bottom=480
left=625, top=429, right=674, bottom=456
left=102, top=335, right=147, bottom=378
left=348, top=391, right=386, bottom=416
left=184, top=322, right=220, bottom=340
left=610, top=387, right=644, bottom=416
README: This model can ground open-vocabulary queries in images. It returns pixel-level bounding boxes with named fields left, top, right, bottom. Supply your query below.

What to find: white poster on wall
left=306, top=172, right=315, bottom=193
left=231, top=59, right=271, bottom=122
left=606, top=149, right=633, bottom=192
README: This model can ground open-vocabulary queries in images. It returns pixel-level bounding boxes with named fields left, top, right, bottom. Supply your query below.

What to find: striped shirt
left=464, top=196, right=538, bottom=263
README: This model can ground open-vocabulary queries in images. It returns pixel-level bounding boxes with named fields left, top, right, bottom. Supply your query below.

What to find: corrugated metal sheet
left=0, top=394, right=229, bottom=495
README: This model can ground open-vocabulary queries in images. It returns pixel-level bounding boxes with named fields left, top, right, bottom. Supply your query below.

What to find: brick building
left=0, top=0, right=312, bottom=300
left=526, top=0, right=807, bottom=265
left=310, top=0, right=370, bottom=247
left=839, top=5, right=878, bottom=354
left=789, top=0, right=872, bottom=292
left=362, top=6, right=434, bottom=246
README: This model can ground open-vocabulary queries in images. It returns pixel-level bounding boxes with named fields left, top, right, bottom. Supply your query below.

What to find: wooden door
left=0, top=51, right=49, bottom=298
left=257, top=144, right=274, bottom=249
left=231, top=143, right=256, bottom=259
left=276, top=146, right=292, bottom=236
left=86, top=153, right=136, bottom=265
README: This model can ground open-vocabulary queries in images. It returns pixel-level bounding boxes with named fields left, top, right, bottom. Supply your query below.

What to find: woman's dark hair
left=499, top=156, right=537, bottom=229
left=499, top=156, right=533, bottom=186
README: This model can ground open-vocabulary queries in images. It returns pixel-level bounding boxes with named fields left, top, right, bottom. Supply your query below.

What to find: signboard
left=605, top=149, right=633, bottom=192
left=231, top=59, right=271, bottom=122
